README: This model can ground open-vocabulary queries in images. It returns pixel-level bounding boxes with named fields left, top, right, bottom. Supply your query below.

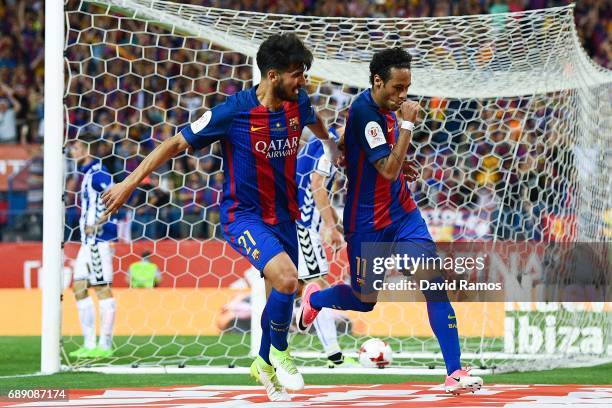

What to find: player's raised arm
left=103, top=94, right=234, bottom=217
left=101, top=132, right=190, bottom=217
left=372, top=100, right=419, bottom=181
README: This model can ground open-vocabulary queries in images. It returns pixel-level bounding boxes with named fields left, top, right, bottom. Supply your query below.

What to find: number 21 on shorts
left=238, top=230, right=260, bottom=261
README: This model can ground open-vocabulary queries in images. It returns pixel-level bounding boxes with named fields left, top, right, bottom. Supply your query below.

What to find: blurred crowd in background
left=0, top=0, right=608, bottom=241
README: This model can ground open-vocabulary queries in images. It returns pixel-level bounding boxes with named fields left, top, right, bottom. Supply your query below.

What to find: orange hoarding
left=0, top=288, right=247, bottom=336
left=346, top=302, right=505, bottom=338
left=0, top=288, right=504, bottom=337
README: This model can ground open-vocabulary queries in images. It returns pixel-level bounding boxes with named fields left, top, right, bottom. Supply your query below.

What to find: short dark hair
left=256, top=33, right=313, bottom=76
left=369, top=47, right=412, bottom=85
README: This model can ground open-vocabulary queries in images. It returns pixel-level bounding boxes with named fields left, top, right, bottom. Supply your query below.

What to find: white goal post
left=41, top=0, right=65, bottom=375
left=42, top=0, right=611, bottom=375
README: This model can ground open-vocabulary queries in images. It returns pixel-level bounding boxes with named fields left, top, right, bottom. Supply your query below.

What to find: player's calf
left=306, top=283, right=376, bottom=315
left=72, top=281, right=97, bottom=353
left=263, top=253, right=298, bottom=350
left=261, top=253, right=303, bottom=390
left=298, top=283, right=377, bottom=334
left=93, top=284, right=116, bottom=353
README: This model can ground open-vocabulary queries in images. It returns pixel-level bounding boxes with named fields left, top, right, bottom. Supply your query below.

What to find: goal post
left=55, top=0, right=611, bottom=374
left=40, top=0, right=65, bottom=375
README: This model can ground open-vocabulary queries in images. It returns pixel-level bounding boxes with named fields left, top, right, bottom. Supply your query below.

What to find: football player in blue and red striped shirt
left=296, top=48, right=483, bottom=395
left=102, top=33, right=341, bottom=401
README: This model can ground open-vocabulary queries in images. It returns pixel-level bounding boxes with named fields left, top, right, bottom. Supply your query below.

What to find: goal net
left=61, top=0, right=611, bottom=374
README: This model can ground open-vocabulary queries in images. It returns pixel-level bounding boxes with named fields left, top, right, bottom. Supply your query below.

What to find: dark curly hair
left=369, top=47, right=412, bottom=85
left=256, top=33, right=313, bottom=75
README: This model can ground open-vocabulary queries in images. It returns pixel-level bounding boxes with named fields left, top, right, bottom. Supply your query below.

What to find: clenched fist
left=399, top=100, right=420, bottom=124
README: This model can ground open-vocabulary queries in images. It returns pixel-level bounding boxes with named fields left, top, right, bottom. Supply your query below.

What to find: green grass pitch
left=0, top=336, right=610, bottom=390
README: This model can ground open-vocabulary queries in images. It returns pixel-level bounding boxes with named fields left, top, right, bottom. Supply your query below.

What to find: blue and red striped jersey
left=343, top=89, right=417, bottom=233
left=181, top=86, right=316, bottom=225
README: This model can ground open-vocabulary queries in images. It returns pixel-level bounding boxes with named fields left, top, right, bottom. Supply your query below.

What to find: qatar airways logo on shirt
left=254, top=136, right=299, bottom=159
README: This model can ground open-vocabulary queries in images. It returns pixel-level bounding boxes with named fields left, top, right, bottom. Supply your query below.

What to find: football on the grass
left=358, top=338, right=393, bottom=368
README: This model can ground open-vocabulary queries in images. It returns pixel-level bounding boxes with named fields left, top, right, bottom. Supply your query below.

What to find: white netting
left=61, top=0, right=611, bottom=373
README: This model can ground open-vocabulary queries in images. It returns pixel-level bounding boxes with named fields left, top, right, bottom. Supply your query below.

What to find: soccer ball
left=358, top=338, right=393, bottom=368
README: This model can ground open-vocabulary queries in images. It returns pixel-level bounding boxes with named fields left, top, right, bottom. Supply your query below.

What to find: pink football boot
left=296, top=282, right=321, bottom=333
left=445, top=367, right=484, bottom=395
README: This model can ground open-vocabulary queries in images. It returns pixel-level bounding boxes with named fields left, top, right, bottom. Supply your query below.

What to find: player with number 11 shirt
left=297, top=47, right=483, bottom=395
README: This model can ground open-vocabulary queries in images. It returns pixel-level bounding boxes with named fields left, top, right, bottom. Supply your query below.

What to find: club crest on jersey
left=254, top=136, right=299, bottom=159
left=289, top=117, right=299, bottom=131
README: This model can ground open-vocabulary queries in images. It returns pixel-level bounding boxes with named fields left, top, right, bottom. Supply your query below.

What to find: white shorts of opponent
left=73, top=241, right=114, bottom=286
left=297, top=224, right=328, bottom=281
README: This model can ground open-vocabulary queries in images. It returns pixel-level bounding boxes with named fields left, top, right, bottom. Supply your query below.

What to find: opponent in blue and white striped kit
left=74, top=160, right=118, bottom=285
left=69, top=138, right=118, bottom=359
left=295, top=127, right=357, bottom=367
left=296, top=127, right=340, bottom=280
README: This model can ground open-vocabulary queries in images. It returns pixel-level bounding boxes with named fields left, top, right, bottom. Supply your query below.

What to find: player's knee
left=72, top=280, right=88, bottom=300
left=73, top=291, right=88, bottom=301
left=94, top=284, right=113, bottom=300
left=263, top=253, right=298, bottom=293
left=276, top=274, right=298, bottom=294
left=266, top=258, right=298, bottom=293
